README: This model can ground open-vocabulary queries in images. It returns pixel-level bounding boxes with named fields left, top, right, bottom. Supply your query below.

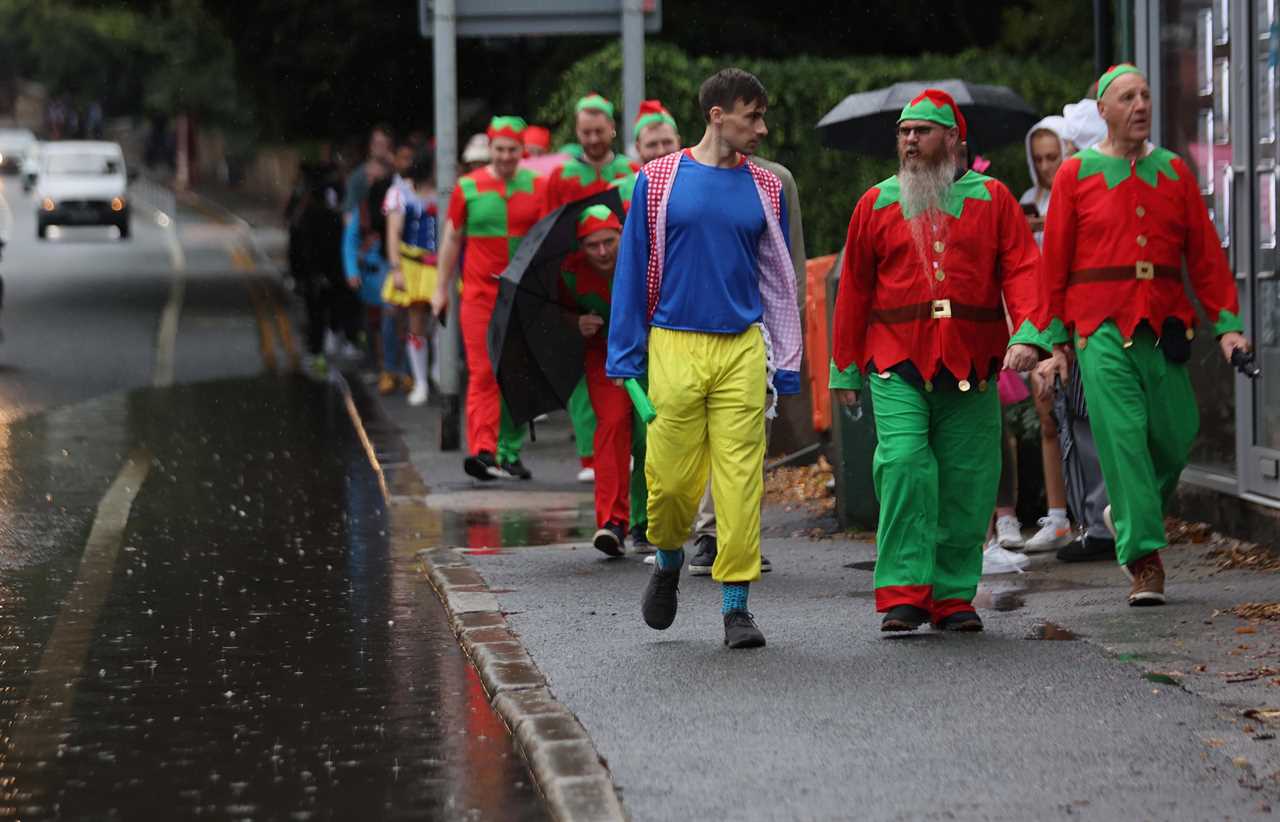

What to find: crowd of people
left=287, top=62, right=1250, bottom=649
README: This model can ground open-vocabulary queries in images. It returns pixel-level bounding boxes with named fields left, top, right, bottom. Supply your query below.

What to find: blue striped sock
left=722, top=582, right=749, bottom=614
left=656, top=548, right=684, bottom=571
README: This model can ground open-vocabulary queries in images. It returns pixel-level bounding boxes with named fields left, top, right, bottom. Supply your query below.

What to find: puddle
left=1027, top=622, right=1080, bottom=640
left=444, top=505, right=595, bottom=551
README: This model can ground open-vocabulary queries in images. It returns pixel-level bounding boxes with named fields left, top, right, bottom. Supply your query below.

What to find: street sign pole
left=433, top=0, right=464, bottom=451
left=621, top=0, right=645, bottom=158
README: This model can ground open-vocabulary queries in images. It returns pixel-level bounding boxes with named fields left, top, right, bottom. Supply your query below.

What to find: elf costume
left=448, top=116, right=548, bottom=466
left=1040, top=64, right=1242, bottom=574
left=830, top=90, right=1048, bottom=624
left=562, top=205, right=633, bottom=534
left=546, top=94, right=641, bottom=476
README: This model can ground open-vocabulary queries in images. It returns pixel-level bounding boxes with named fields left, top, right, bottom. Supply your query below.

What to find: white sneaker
left=577, top=466, right=595, bottom=483
left=323, top=329, right=340, bottom=357
left=1025, top=517, right=1073, bottom=552
left=982, top=540, right=1030, bottom=575
left=407, top=383, right=428, bottom=406
left=339, top=341, right=362, bottom=360
left=995, top=515, right=1025, bottom=548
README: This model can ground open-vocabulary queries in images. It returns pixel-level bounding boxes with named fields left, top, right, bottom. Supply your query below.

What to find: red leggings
left=585, top=345, right=632, bottom=528
left=461, top=296, right=501, bottom=456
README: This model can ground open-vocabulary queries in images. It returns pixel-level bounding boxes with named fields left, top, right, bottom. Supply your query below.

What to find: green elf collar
left=1075, top=146, right=1179, bottom=189
left=872, top=170, right=994, bottom=220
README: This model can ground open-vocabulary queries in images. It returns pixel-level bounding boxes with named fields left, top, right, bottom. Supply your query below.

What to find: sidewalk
left=369, top=387, right=1280, bottom=820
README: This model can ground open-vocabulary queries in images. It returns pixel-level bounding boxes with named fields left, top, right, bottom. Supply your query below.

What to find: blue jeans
left=381, top=305, right=407, bottom=374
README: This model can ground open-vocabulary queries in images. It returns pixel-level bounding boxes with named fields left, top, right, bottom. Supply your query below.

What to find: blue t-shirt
left=606, top=152, right=789, bottom=380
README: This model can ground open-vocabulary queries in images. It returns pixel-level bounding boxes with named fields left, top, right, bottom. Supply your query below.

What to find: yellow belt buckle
left=931, top=298, right=952, bottom=319
left=1136, top=261, right=1154, bottom=280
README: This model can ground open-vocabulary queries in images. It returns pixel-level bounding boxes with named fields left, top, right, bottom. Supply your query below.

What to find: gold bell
left=1185, top=328, right=1195, bottom=340
left=924, top=380, right=934, bottom=392
left=1077, top=338, right=1088, bottom=351
left=978, top=380, right=989, bottom=392
left=1123, top=338, right=1134, bottom=349
left=958, top=379, right=971, bottom=392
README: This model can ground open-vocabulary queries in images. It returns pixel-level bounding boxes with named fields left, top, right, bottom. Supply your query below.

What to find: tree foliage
left=540, top=42, right=1093, bottom=256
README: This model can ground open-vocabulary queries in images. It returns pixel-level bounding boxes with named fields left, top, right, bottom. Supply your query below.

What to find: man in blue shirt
left=607, top=69, right=803, bottom=649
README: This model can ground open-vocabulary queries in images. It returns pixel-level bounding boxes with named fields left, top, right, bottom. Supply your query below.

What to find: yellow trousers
left=645, top=327, right=766, bottom=582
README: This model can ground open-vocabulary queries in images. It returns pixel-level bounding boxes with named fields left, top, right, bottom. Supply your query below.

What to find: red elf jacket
left=831, top=170, right=1048, bottom=391
left=1040, top=146, right=1243, bottom=345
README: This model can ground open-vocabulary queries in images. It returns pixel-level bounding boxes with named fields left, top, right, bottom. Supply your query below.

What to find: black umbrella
left=487, top=188, right=625, bottom=426
left=816, top=79, right=1039, bottom=156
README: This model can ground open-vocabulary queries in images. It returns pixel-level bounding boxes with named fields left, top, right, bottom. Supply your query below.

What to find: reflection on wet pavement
left=0, top=377, right=547, bottom=821
left=444, top=505, right=595, bottom=554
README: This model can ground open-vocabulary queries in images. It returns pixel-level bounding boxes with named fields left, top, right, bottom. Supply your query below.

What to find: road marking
left=331, top=370, right=390, bottom=503
left=9, top=449, right=152, bottom=763
left=150, top=204, right=186, bottom=388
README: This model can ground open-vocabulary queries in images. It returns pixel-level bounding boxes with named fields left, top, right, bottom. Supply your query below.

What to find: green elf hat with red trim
left=577, top=204, right=622, bottom=238
left=898, top=89, right=968, bottom=141
left=1097, top=63, right=1145, bottom=99
left=487, top=115, right=527, bottom=143
left=575, top=93, right=615, bottom=119
left=633, top=99, right=677, bottom=140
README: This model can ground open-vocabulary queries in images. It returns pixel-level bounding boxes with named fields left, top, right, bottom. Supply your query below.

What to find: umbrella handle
left=625, top=379, right=657, bottom=425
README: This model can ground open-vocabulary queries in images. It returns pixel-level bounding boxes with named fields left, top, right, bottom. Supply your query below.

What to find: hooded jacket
left=1021, top=116, right=1071, bottom=219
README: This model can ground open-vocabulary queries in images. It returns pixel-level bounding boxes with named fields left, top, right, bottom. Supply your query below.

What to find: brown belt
left=1069, top=262, right=1181, bottom=285
left=871, top=299, right=1003, bottom=324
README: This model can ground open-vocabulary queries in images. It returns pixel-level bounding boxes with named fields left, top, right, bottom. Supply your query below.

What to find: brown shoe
left=399, top=375, right=415, bottom=394
left=377, top=372, right=397, bottom=396
left=1126, top=552, right=1166, bottom=607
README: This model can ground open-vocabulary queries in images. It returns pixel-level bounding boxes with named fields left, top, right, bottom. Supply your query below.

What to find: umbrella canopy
left=487, top=188, right=625, bottom=425
left=816, top=79, right=1039, bottom=156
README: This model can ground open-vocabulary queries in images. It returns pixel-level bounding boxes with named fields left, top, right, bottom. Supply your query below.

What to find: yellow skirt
left=382, top=243, right=438, bottom=307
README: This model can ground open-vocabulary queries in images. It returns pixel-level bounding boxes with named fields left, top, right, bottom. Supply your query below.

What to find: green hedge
left=538, top=42, right=1092, bottom=256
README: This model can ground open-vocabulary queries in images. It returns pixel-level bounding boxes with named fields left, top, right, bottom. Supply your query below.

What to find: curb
left=334, top=371, right=628, bottom=822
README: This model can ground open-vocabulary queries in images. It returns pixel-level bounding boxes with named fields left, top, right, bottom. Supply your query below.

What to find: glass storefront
left=1144, top=0, right=1280, bottom=499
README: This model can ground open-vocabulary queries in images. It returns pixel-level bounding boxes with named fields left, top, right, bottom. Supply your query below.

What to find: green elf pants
left=630, top=375, right=649, bottom=532
left=868, top=372, right=1001, bottom=620
left=568, top=377, right=597, bottom=463
left=1074, top=321, right=1198, bottom=567
left=496, top=399, right=527, bottom=465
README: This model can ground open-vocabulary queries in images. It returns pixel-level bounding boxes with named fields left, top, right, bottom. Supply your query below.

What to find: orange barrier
left=805, top=254, right=839, bottom=433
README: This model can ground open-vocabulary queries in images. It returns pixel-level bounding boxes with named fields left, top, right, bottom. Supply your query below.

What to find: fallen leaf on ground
left=1230, top=602, right=1280, bottom=621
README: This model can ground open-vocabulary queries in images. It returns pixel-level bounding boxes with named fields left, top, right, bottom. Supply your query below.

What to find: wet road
left=0, top=177, right=548, bottom=819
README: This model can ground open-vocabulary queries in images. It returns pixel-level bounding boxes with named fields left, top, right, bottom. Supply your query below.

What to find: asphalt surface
left=385, top=398, right=1280, bottom=821
left=0, top=175, right=548, bottom=820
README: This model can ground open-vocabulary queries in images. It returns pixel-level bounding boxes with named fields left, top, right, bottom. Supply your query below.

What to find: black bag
left=1159, top=317, right=1192, bottom=364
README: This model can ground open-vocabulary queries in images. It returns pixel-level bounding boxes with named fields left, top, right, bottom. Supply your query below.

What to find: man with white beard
left=830, top=89, right=1049, bottom=633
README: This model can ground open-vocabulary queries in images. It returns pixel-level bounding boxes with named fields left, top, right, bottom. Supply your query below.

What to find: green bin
left=827, top=264, right=880, bottom=531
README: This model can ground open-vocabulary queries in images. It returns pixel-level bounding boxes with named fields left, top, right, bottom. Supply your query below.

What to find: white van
left=35, top=141, right=130, bottom=240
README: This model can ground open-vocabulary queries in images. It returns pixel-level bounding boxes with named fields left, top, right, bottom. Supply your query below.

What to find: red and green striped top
left=447, top=166, right=547, bottom=303
left=544, top=154, right=640, bottom=213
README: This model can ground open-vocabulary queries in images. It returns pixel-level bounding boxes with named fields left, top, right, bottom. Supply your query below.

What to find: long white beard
left=899, top=158, right=956, bottom=218
left=901, top=158, right=957, bottom=288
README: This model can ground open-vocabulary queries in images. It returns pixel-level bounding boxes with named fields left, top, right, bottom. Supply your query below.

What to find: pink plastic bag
left=997, top=368, right=1030, bottom=406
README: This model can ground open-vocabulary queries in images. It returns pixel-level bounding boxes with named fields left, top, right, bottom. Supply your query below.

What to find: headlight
left=110, top=197, right=125, bottom=212
left=41, top=197, right=55, bottom=211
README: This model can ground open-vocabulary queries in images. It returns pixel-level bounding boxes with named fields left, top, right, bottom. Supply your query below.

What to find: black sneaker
left=641, top=565, right=680, bottom=630
left=760, top=555, right=773, bottom=573
left=463, top=451, right=501, bottom=481
left=630, top=524, right=654, bottom=554
left=499, top=458, right=532, bottom=480
left=933, top=611, right=984, bottom=632
left=1056, top=535, right=1116, bottom=563
left=592, top=521, right=626, bottom=558
left=723, top=610, right=766, bottom=648
left=881, top=604, right=930, bottom=632
left=689, top=535, right=716, bottom=576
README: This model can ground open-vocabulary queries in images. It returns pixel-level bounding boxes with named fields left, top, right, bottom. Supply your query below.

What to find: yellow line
left=266, top=285, right=301, bottom=372
left=8, top=450, right=152, bottom=763
left=336, top=373, right=390, bottom=503
left=244, top=277, right=279, bottom=373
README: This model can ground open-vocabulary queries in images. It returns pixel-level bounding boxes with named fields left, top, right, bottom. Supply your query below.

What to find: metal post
left=621, top=0, right=645, bottom=158
left=434, top=0, right=463, bottom=451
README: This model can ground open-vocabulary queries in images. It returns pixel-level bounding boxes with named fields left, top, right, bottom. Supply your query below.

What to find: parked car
left=35, top=141, right=130, bottom=240
left=20, top=142, right=42, bottom=192
left=0, top=128, right=37, bottom=175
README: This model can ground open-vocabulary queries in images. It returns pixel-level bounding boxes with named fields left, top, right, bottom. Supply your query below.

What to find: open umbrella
left=487, top=188, right=625, bottom=425
left=816, top=79, right=1039, bottom=156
